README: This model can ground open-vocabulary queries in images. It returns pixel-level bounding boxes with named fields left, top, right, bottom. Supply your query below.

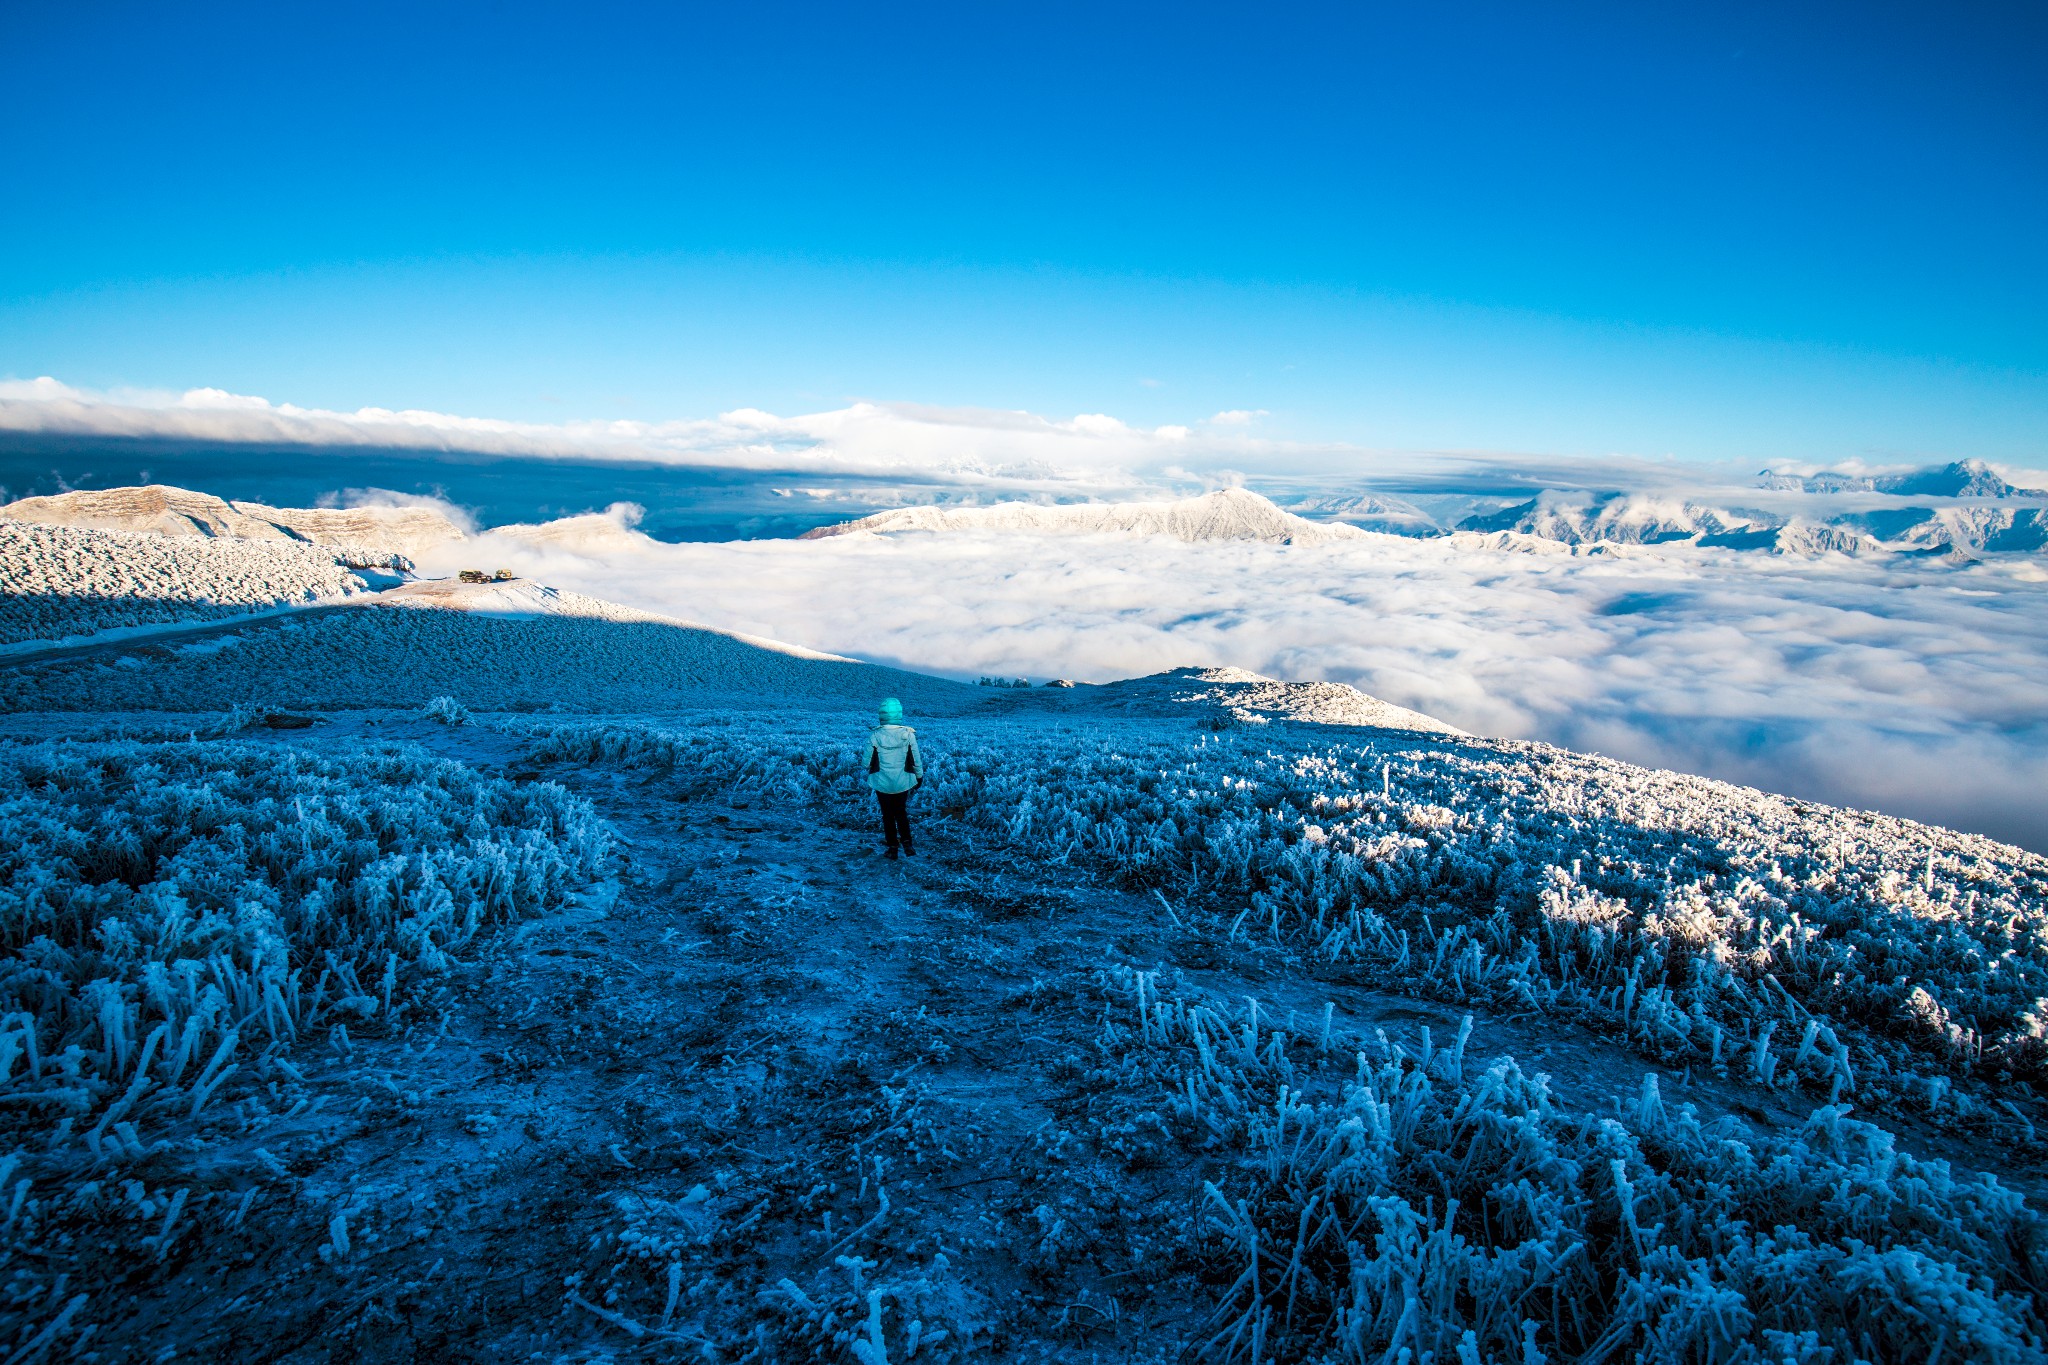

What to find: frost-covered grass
left=1101, top=968, right=2047, bottom=1364
left=0, top=521, right=370, bottom=648
left=0, top=737, right=608, bottom=1130
left=0, top=698, right=2038, bottom=1360
left=511, top=712, right=2048, bottom=1134
left=504, top=710, right=2048, bottom=1360
left=0, top=735, right=611, bottom=1360
left=0, top=597, right=971, bottom=714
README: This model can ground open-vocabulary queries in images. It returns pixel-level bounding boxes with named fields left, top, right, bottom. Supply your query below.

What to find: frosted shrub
left=420, top=695, right=471, bottom=725
left=904, top=729, right=2048, bottom=1104
left=1102, top=968, right=2047, bottom=1363
left=0, top=738, right=610, bottom=1130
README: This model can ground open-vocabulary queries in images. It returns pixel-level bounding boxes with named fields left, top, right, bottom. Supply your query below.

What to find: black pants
left=876, top=790, right=913, bottom=848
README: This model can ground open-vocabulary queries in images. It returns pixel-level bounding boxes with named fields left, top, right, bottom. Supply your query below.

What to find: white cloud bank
left=0, top=377, right=1292, bottom=490
left=422, top=517, right=2048, bottom=850
left=18, top=373, right=2013, bottom=502
left=15, top=374, right=2048, bottom=505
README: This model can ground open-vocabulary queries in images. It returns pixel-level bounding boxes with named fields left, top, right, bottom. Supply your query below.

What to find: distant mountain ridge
left=1456, top=493, right=1888, bottom=555
left=800, top=487, right=1370, bottom=546
left=1755, top=458, right=2029, bottom=498
left=1453, top=482, right=2047, bottom=557
left=8, top=470, right=2044, bottom=565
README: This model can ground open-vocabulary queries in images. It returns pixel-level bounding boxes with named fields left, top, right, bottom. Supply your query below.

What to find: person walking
left=862, top=697, right=924, bottom=859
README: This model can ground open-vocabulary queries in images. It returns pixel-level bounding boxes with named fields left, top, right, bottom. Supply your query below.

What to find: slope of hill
left=1088, top=664, right=1465, bottom=733
left=0, top=519, right=375, bottom=649
left=0, top=483, right=466, bottom=562
left=801, top=487, right=1372, bottom=546
left=0, top=579, right=973, bottom=715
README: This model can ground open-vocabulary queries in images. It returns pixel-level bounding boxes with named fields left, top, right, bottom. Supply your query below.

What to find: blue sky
left=3, top=1, right=2044, bottom=467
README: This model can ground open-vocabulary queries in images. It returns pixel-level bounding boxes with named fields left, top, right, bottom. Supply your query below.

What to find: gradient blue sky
left=3, top=1, right=2044, bottom=467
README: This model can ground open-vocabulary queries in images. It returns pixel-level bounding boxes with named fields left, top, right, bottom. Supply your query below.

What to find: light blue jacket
left=862, top=724, right=924, bottom=795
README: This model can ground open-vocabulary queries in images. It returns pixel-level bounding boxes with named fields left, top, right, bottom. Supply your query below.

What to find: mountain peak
left=800, top=488, right=1369, bottom=545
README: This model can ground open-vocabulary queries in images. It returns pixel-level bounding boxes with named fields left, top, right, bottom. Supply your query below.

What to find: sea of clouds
left=428, top=511, right=2048, bottom=851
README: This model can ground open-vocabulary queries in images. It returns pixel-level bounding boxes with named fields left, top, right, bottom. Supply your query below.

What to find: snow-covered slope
left=0, top=484, right=466, bottom=562
left=801, top=487, right=1372, bottom=546
left=0, top=520, right=373, bottom=649
left=484, top=506, right=652, bottom=557
left=243, top=500, right=466, bottom=562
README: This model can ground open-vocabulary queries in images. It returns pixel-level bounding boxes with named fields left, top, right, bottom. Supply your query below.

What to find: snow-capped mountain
left=1459, top=492, right=1766, bottom=546
left=0, top=519, right=381, bottom=650
left=1837, top=504, right=2048, bottom=555
left=1452, top=481, right=2045, bottom=557
left=1450, top=492, right=1894, bottom=555
left=1757, top=458, right=2032, bottom=498
left=800, top=486, right=1371, bottom=545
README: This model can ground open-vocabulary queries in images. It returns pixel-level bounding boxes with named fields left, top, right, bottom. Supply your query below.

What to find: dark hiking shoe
left=902, top=841, right=916, bottom=858
left=885, top=845, right=899, bottom=860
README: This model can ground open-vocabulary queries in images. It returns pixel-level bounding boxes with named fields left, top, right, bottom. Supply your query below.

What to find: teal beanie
left=878, top=697, right=904, bottom=724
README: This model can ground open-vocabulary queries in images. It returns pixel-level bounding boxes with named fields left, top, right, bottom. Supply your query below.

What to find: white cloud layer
left=419, top=518, right=2048, bottom=850
left=27, top=374, right=2048, bottom=501
left=0, top=377, right=1301, bottom=490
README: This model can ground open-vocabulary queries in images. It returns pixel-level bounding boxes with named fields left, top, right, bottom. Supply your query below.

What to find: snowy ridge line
left=0, top=520, right=380, bottom=649
left=498, top=713, right=2048, bottom=1149
left=1097, top=965, right=2046, bottom=1364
